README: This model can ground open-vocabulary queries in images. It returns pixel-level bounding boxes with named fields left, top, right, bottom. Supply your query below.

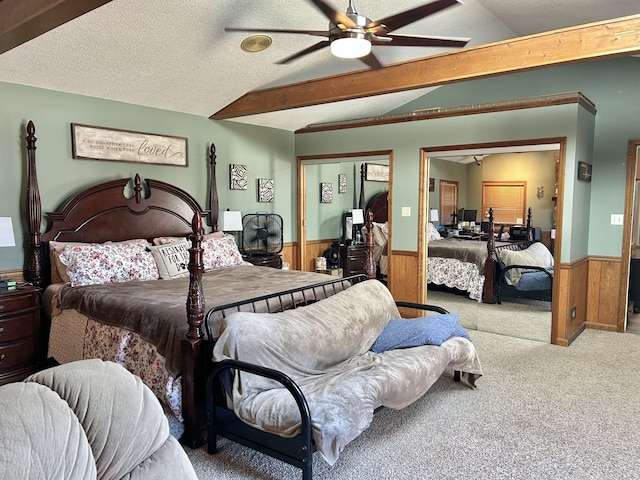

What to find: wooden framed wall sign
left=365, top=163, right=389, bottom=182
left=71, top=123, right=188, bottom=166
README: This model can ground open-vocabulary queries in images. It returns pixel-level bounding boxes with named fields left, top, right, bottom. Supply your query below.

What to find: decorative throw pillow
left=499, top=242, right=554, bottom=285
left=427, top=222, right=442, bottom=242
left=50, top=239, right=151, bottom=284
left=153, top=231, right=224, bottom=245
left=59, top=241, right=159, bottom=287
left=148, top=239, right=190, bottom=279
left=370, top=313, right=470, bottom=353
left=202, top=234, right=244, bottom=270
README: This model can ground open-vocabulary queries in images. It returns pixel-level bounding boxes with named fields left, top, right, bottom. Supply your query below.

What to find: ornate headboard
left=24, top=120, right=218, bottom=287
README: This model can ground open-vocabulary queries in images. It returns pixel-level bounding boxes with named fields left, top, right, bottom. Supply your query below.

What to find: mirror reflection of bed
left=426, top=149, right=557, bottom=343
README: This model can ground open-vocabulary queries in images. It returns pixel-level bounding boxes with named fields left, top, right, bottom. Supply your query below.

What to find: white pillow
left=499, top=242, right=554, bottom=285
left=427, top=222, right=442, bottom=242
left=148, top=239, right=190, bottom=279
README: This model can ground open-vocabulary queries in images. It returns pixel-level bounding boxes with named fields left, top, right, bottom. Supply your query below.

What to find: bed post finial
left=209, top=143, right=219, bottom=231
left=364, top=209, right=376, bottom=279
left=26, top=120, right=43, bottom=287
left=186, top=212, right=205, bottom=340
left=359, top=164, right=366, bottom=210
left=483, top=207, right=496, bottom=304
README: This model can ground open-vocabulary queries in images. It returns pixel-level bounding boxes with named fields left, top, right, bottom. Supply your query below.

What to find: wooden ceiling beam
left=211, top=14, right=640, bottom=120
left=0, top=0, right=113, bottom=55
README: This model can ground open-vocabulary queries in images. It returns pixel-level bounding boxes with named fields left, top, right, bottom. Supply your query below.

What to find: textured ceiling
left=0, top=0, right=638, bottom=131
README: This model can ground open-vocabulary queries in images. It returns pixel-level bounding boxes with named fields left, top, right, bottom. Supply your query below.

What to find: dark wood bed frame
left=355, top=162, right=533, bottom=304
left=23, top=120, right=380, bottom=448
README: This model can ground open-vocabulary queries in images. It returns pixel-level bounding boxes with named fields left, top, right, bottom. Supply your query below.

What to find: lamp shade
left=351, top=209, right=365, bottom=225
left=0, top=217, right=15, bottom=247
left=331, top=35, right=371, bottom=59
left=430, top=209, right=439, bottom=222
left=219, top=210, right=243, bottom=232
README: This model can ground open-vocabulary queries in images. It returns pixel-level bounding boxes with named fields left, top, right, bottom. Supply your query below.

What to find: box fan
left=241, top=213, right=283, bottom=256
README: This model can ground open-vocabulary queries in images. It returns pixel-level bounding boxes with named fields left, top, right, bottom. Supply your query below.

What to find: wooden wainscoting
left=0, top=268, right=25, bottom=283
left=387, top=250, right=421, bottom=317
left=303, top=239, right=338, bottom=272
left=554, top=257, right=588, bottom=346
left=281, top=242, right=297, bottom=270
left=586, top=256, right=624, bottom=332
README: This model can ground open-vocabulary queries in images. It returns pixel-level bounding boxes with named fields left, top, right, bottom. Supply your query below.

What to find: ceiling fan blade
left=276, top=40, right=330, bottom=65
left=366, top=0, right=462, bottom=35
left=307, top=0, right=358, bottom=29
left=226, top=27, right=329, bottom=38
left=372, top=34, right=469, bottom=48
left=359, top=52, right=384, bottom=70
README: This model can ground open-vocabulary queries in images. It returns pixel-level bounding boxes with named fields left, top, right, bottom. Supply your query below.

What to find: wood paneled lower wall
left=586, top=256, right=624, bottom=332
left=0, top=268, right=25, bottom=283
left=287, top=242, right=626, bottom=345
left=302, top=239, right=337, bottom=272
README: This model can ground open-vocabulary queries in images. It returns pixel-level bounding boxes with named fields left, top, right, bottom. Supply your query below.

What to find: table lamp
left=219, top=210, right=243, bottom=245
left=351, top=209, right=365, bottom=244
left=0, top=217, right=16, bottom=285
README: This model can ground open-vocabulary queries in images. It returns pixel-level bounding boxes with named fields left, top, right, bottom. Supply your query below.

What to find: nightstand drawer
left=0, top=337, right=38, bottom=372
left=0, top=291, right=38, bottom=313
left=0, top=311, right=39, bottom=343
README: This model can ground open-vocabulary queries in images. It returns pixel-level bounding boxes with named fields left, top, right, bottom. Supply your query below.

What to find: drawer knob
left=0, top=354, right=4, bottom=363
left=0, top=327, right=3, bottom=335
left=0, top=304, right=4, bottom=310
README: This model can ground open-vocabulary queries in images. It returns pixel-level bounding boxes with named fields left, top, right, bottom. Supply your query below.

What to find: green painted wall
left=428, top=152, right=556, bottom=229
left=0, top=81, right=294, bottom=270
left=393, top=57, right=639, bottom=258
left=304, top=160, right=387, bottom=241
left=296, top=103, right=590, bottom=262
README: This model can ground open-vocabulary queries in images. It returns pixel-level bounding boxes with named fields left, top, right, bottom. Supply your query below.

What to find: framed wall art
left=229, top=164, right=248, bottom=190
left=365, top=163, right=389, bottom=182
left=320, top=182, right=333, bottom=203
left=338, top=173, right=347, bottom=194
left=577, top=161, right=592, bottom=182
left=258, top=178, right=274, bottom=202
left=71, top=123, right=187, bottom=166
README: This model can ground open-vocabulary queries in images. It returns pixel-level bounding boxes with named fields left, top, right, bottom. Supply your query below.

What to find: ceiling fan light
left=331, top=36, right=371, bottom=59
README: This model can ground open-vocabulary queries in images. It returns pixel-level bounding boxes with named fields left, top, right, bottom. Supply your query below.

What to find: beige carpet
left=427, top=289, right=551, bottom=343
left=184, top=328, right=640, bottom=479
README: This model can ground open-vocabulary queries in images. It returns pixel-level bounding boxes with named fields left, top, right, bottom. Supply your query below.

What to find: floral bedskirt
left=427, top=257, right=485, bottom=302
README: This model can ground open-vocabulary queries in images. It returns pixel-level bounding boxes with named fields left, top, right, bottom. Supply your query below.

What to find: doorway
left=296, top=150, right=392, bottom=274
left=418, top=139, right=565, bottom=343
left=621, top=139, right=640, bottom=333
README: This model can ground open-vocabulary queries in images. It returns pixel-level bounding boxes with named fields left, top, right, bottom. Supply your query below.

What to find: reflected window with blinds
left=439, top=179, right=458, bottom=226
left=482, top=181, right=526, bottom=225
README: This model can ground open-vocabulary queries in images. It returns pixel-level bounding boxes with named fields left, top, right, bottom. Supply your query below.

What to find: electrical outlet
left=611, top=214, right=624, bottom=225
left=402, top=207, right=411, bottom=217
left=570, top=306, right=577, bottom=319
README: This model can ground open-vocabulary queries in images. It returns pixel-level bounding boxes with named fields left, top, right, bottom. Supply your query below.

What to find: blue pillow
left=371, top=314, right=470, bottom=353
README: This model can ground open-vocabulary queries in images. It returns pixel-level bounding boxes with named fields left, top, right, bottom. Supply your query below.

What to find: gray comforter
left=213, top=280, right=483, bottom=465
left=56, top=265, right=337, bottom=376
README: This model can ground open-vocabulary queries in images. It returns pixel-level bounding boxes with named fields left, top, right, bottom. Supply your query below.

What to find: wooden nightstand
left=243, top=255, right=283, bottom=269
left=0, top=286, right=45, bottom=385
left=334, top=243, right=367, bottom=277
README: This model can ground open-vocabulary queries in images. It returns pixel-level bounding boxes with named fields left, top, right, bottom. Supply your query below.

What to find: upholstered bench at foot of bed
left=208, top=279, right=483, bottom=477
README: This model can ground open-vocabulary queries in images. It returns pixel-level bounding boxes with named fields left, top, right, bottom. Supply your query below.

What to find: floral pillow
left=59, top=241, right=159, bottom=286
left=427, top=222, right=442, bottom=242
left=202, top=234, right=244, bottom=270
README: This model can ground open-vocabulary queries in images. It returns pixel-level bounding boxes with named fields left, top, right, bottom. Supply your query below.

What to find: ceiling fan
left=226, top=0, right=470, bottom=70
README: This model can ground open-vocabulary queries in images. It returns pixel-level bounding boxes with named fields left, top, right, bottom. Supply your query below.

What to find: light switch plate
left=402, top=207, right=411, bottom=217
left=611, top=214, right=624, bottom=225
